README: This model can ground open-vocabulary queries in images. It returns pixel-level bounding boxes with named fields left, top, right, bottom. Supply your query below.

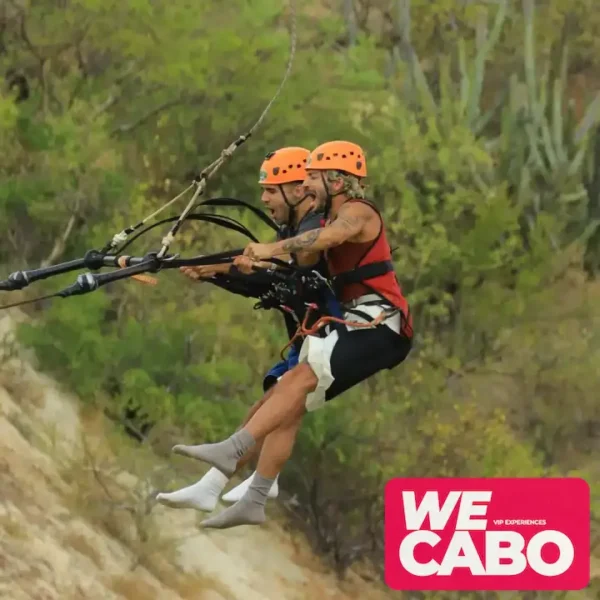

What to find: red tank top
left=326, top=200, right=412, bottom=336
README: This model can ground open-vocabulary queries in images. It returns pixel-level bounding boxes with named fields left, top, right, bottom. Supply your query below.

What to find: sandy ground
left=0, top=313, right=392, bottom=600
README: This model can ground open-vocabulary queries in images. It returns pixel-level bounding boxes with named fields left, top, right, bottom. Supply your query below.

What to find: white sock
left=156, top=467, right=229, bottom=512
left=221, top=471, right=279, bottom=504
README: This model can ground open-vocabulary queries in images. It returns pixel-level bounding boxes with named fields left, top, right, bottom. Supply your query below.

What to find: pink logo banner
left=384, top=478, right=590, bottom=591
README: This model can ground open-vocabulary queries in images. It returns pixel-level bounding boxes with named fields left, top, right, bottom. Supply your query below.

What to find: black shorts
left=325, top=324, right=411, bottom=401
left=298, top=309, right=412, bottom=410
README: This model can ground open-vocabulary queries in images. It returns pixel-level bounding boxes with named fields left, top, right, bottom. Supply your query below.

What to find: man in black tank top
left=157, top=147, right=332, bottom=511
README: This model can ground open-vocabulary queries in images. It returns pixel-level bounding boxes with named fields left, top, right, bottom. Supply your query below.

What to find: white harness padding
left=299, top=295, right=401, bottom=412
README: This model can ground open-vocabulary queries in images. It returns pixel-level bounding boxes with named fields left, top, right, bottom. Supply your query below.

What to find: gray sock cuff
left=230, top=428, right=256, bottom=459
left=247, top=472, right=276, bottom=503
left=237, top=428, right=255, bottom=446
left=250, top=473, right=275, bottom=492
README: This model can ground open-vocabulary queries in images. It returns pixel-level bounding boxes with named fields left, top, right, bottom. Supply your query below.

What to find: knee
left=290, top=362, right=318, bottom=393
left=275, top=362, right=317, bottom=397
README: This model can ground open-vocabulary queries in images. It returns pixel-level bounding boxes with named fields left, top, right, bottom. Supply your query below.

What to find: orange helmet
left=305, top=141, right=367, bottom=178
left=258, top=147, right=310, bottom=185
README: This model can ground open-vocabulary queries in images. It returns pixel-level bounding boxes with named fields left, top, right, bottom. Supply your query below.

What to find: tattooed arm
left=280, top=202, right=370, bottom=254
left=243, top=203, right=372, bottom=262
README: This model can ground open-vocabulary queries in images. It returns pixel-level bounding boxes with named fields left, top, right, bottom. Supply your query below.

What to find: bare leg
left=200, top=411, right=305, bottom=529
left=244, top=364, right=316, bottom=441
left=172, top=364, right=317, bottom=474
left=231, top=386, right=274, bottom=471
left=157, top=387, right=275, bottom=510
left=254, top=413, right=304, bottom=479
left=219, top=386, right=283, bottom=504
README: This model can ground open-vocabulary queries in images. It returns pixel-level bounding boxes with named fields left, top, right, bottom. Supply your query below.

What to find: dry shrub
left=58, top=427, right=178, bottom=571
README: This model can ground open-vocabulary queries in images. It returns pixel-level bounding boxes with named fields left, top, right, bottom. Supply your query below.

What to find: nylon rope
left=104, top=0, right=297, bottom=259
left=0, top=0, right=298, bottom=309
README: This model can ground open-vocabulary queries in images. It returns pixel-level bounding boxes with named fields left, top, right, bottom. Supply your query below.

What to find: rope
left=113, top=210, right=263, bottom=255
left=278, top=303, right=400, bottom=360
left=116, top=256, right=158, bottom=285
left=0, top=292, right=63, bottom=311
left=0, top=1, right=298, bottom=306
left=155, top=0, right=297, bottom=259
left=102, top=183, right=196, bottom=253
left=100, top=0, right=297, bottom=256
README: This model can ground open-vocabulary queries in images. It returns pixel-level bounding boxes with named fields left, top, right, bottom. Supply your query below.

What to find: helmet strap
left=321, top=171, right=348, bottom=219
left=278, top=183, right=311, bottom=231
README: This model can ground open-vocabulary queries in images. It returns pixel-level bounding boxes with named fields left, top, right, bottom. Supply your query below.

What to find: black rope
left=0, top=247, right=303, bottom=311
left=153, top=0, right=297, bottom=259
left=197, top=197, right=279, bottom=231
left=0, top=200, right=277, bottom=292
left=0, top=292, right=65, bottom=310
left=113, top=211, right=261, bottom=255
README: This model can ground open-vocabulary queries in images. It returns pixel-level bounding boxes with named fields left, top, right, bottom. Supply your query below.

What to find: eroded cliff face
left=0, top=312, right=391, bottom=600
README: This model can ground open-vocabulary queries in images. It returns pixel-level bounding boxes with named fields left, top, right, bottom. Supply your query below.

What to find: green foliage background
left=2, top=0, right=600, bottom=595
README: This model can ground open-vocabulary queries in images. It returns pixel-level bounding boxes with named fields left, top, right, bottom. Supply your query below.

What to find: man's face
left=303, top=170, right=328, bottom=210
left=259, top=183, right=306, bottom=224
left=260, top=185, right=288, bottom=224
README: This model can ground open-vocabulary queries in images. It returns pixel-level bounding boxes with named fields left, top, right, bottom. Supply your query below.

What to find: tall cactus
left=395, top=0, right=600, bottom=251
left=496, top=0, right=600, bottom=248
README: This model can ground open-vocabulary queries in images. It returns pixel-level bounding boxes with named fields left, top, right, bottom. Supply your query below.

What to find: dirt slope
left=0, top=312, right=392, bottom=600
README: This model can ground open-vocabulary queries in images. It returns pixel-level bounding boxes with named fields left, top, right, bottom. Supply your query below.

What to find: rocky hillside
left=0, top=312, right=392, bottom=600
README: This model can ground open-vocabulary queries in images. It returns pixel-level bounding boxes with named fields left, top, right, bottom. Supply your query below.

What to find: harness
left=329, top=200, right=412, bottom=338
left=267, top=212, right=342, bottom=354
left=331, top=261, right=395, bottom=299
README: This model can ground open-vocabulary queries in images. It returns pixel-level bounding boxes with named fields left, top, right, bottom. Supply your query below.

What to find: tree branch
left=40, top=198, right=81, bottom=267
left=110, top=95, right=204, bottom=136
left=67, top=24, right=94, bottom=109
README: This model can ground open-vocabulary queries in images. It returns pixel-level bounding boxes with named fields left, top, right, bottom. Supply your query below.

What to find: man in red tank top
left=171, top=141, right=413, bottom=529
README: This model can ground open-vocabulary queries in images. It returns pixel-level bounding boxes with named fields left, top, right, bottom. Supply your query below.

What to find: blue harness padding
left=261, top=289, right=344, bottom=392
left=322, top=287, right=343, bottom=319
left=262, top=343, right=300, bottom=391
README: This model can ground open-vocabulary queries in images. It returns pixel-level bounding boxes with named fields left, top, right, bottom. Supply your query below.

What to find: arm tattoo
left=335, top=214, right=364, bottom=231
left=281, top=229, right=321, bottom=253
left=277, top=207, right=369, bottom=254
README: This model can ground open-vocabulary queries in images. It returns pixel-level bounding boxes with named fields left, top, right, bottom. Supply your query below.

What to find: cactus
left=394, top=0, right=600, bottom=250
left=466, top=0, right=508, bottom=130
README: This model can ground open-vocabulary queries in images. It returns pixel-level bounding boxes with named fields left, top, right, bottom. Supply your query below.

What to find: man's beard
left=308, top=190, right=325, bottom=210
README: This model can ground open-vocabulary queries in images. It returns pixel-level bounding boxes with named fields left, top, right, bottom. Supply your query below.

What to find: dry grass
left=0, top=513, right=29, bottom=540
left=143, top=554, right=235, bottom=600
left=110, top=573, right=161, bottom=600
left=56, top=422, right=187, bottom=580
left=0, top=361, right=45, bottom=409
left=6, top=411, right=37, bottom=444
left=108, top=534, right=236, bottom=600
left=63, top=529, right=104, bottom=568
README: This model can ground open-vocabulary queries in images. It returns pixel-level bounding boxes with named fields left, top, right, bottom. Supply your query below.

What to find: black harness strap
left=207, top=274, right=272, bottom=300
left=330, top=259, right=394, bottom=296
left=344, top=307, right=375, bottom=322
